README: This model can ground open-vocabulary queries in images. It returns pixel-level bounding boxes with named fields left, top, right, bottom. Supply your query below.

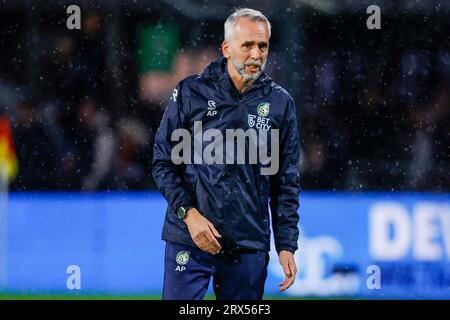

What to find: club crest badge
left=257, top=102, right=270, bottom=117
left=176, top=251, right=190, bottom=265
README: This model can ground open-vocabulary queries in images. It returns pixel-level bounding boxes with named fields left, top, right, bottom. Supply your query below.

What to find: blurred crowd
left=299, top=49, right=450, bottom=191
left=0, top=7, right=449, bottom=192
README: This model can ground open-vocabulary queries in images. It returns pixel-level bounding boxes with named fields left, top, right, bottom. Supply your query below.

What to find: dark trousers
left=163, top=241, right=269, bottom=300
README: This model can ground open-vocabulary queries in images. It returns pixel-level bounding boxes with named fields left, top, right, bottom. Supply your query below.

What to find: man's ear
left=221, top=41, right=230, bottom=59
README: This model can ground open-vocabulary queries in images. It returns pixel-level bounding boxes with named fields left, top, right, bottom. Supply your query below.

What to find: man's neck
left=226, top=60, right=253, bottom=93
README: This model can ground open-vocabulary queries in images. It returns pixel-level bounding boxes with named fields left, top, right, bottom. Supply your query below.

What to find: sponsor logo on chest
left=248, top=102, right=271, bottom=131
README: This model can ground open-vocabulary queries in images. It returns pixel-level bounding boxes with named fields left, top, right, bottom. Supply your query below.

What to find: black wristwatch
left=177, top=206, right=193, bottom=219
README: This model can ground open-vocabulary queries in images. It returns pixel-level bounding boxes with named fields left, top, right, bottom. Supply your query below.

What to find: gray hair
left=224, top=8, right=271, bottom=42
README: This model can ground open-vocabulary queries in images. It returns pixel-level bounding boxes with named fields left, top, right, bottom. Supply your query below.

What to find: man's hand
left=184, top=208, right=222, bottom=255
left=278, top=250, right=297, bottom=292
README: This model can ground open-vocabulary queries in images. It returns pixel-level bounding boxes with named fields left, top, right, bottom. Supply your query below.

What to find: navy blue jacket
left=152, top=57, right=300, bottom=253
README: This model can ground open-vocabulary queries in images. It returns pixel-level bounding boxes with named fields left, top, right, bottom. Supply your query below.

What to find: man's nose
left=249, top=47, right=261, bottom=60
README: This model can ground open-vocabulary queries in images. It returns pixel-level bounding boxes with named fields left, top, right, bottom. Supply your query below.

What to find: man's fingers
left=289, top=259, right=297, bottom=278
left=186, top=211, right=221, bottom=254
left=207, top=223, right=222, bottom=254
left=278, top=278, right=289, bottom=290
left=193, top=233, right=210, bottom=252
left=282, top=261, right=291, bottom=277
left=203, top=229, right=221, bottom=251
left=280, top=280, right=293, bottom=292
left=278, top=256, right=297, bottom=291
left=197, top=232, right=220, bottom=254
left=208, top=222, right=222, bottom=238
left=279, top=276, right=295, bottom=292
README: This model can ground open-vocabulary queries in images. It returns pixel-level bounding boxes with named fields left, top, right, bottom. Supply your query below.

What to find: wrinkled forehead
left=231, top=17, right=270, bottom=44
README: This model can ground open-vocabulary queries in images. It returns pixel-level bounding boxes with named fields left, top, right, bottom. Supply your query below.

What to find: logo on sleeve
left=207, top=100, right=217, bottom=117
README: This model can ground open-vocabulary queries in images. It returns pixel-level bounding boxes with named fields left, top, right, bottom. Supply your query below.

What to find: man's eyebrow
left=241, top=40, right=269, bottom=47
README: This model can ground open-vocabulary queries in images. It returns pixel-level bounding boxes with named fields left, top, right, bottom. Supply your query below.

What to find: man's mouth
left=246, top=64, right=260, bottom=72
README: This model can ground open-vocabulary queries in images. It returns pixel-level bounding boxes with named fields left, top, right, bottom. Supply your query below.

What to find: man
left=153, top=8, right=300, bottom=300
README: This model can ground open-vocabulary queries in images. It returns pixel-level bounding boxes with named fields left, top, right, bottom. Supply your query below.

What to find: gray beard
left=232, top=58, right=266, bottom=82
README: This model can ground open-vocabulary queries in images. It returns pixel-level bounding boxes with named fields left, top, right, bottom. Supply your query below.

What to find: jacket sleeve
left=152, top=79, right=196, bottom=214
left=270, top=96, right=301, bottom=254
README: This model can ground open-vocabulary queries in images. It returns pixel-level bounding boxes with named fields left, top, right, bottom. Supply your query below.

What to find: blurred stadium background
left=0, top=0, right=449, bottom=299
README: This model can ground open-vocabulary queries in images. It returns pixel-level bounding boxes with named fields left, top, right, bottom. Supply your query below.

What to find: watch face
left=177, top=207, right=186, bottom=219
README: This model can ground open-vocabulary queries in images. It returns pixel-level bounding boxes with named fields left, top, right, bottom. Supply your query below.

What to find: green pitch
left=0, top=292, right=326, bottom=300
